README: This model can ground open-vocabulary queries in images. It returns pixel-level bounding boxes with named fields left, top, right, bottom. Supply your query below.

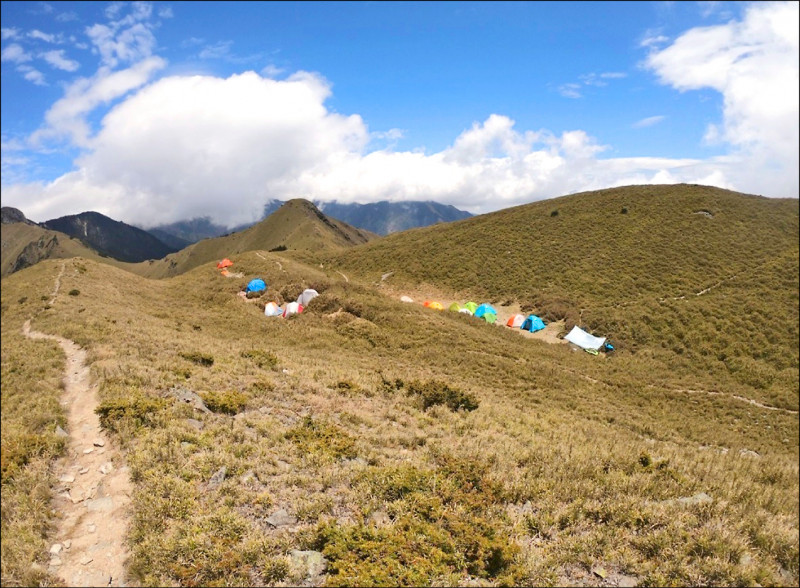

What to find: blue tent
left=473, top=303, right=497, bottom=318
left=245, top=278, right=266, bottom=293
left=521, top=314, right=546, bottom=333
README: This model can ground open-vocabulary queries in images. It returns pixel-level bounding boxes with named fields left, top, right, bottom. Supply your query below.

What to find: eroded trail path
left=22, top=267, right=135, bottom=587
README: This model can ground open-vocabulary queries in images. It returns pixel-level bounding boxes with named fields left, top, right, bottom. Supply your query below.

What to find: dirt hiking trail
left=22, top=263, right=136, bottom=587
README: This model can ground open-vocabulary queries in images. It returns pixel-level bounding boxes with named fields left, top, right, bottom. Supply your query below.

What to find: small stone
left=79, top=468, right=89, bottom=474
left=739, top=449, right=760, bottom=459
left=49, top=544, right=62, bottom=555
left=83, top=448, right=94, bottom=454
left=289, top=550, right=327, bottom=578
left=59, top=474, right=75, bottom=483
left=186, top=418, right=204, bottom=430
left=99, top=462, right=114, bottom=475
left=63, top=540, right=71, bottom=549
left=80, top=556, right=93, bottom=565
left=93, top=439, right=105, bottom=447
left=266, top=508, right=297, bottom=528
left=87, top=524, right=97, bottom=533
left=55, top=425, right=68, bottom=437
left=592, top=566, right=608, bottom=579
left=207, top=466, right=227, bottom=490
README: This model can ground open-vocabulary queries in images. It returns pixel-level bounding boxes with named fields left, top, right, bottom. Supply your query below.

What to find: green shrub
left=0, top=431, right=64, bottom=482
left=285, top=416, right=357, bottom=460
left=199, top=390, right=249, bottom=415
left=406, top=379, right=479, bottom=412
left=241, top=349, right=279, bottom=369
left=68, top=289, right=80, bottom=296
left=95, top=395, right=167, bottom=433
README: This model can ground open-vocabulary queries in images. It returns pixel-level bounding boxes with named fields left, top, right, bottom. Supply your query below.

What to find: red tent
left=217, top=258, right=233, bottom=269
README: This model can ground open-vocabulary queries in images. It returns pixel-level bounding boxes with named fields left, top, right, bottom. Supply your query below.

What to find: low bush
left=406, top=379, right=479, bottom=412
left=95, top=395, right=167, bottom=433
left=241, top=349, right=279, bottom=369
left=200, top=390, right=249, bottom=415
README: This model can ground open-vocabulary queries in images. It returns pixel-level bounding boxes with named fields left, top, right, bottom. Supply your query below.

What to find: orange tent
left=423, top=300, right=444, bottom=310
left=506, top=314, right=525, bottom=328
left=217, top=258, right=233, bottom=269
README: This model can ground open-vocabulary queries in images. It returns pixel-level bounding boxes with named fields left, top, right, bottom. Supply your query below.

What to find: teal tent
left=245, top=278, right=266, bottom=293
left=474, top=303, right=497, bottom=323
left=521, top=315, right=546, bottom=333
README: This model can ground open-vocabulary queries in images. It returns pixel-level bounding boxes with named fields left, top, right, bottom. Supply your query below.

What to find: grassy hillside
left=0, top=222, right=108, bottom=278
left=2, top=243, right=797, bottom=587
left=125, top=199, right=376, bottom=279
left=328, top=184, right=800, bottom=411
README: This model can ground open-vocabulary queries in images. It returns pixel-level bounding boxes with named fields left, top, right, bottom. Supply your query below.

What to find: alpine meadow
left=1, top=184, right=798, bottom=588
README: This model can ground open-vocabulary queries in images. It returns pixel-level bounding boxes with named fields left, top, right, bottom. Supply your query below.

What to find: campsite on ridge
left=1, top=184, right=798, bottom=588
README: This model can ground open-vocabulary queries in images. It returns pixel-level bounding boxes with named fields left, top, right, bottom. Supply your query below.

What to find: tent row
left=424, top=300, right=500, bottom=324
left=263, top=288, right=320, bottom=318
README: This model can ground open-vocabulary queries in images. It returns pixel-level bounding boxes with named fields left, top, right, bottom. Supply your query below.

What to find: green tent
left=463, top=301, right=478, bottom=314
left=448, top=302, right=462, bottom=312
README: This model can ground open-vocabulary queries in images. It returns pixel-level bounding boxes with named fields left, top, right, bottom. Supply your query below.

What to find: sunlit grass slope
left=2, top=249, right=797, bottom=587
left=0, top=222, right=108, bottom=278
left=124, top=199, right=376, bottom=279
left=328, top=184, right=800, bottom=411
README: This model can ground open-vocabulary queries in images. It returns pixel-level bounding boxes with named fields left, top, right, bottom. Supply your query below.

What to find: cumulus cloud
left=1, top=43, right=32, bottom=63
left=40, top=49, right=79, bottom=71
left=4, top=70, right=756, bottom=227
left=632, top=115, right=666, bottom=128
left=645, top=1, right=799, bottom=197
left=3, top=1, right=796, bottom=228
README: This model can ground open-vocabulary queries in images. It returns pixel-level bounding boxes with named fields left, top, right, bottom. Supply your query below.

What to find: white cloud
left=17, top=64, right=47, bottom=86
left=1, top=43, right=32, bottom=63
left=645, top=0, right=799, bottom=198
left=199, top=41, right=233, bottom=60
left=29, top=56, right=166, bottom=147
left=261, top=63, right=284, bottom=78
left=1, top=27, right=21, bottom=40
left=558, top=83, right=582, bottom=98
left=28, top=29, right=58, bottom=43
left=40, top=49, right=80, bottom=71
left=4, top=70, right=764, bottom=226
left=633, top=115, right=666, bottom=128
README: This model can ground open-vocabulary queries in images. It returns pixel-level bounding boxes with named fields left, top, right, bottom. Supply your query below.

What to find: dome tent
left=521, top=315, right=546, bottom=333
left=506, top=314, right=525, bottom=328
left=264, top=302, right=283, bottom=317
left=283, top=302, right=304, bottom=317
left=217, top=258, right=233, bottom=269
left=297, top=289, right=319, bottom=306
left=245, top=278, right=267, bottom=293
left=474, top=303, right=497, bottom=323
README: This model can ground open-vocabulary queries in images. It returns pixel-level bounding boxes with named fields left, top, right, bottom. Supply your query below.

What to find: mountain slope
left=314, top=200, right=473, bottom=235
left=42, top=211, right=178, bottom=263
left=0, top=221, right=108, bottom=278
left=329, top=184, right=799, bottom=407
left=2, top=246, right=797, bottom=587
left=126, top=199, right=376, bottom=278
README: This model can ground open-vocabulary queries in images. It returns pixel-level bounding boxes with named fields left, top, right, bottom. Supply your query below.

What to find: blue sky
left=1, top=1, right=797, bottom=228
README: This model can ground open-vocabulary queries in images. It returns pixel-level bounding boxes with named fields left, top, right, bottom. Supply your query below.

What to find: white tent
left=297, top=289, right=319, bottom=306
left=400, top=295, right=414, bottom=303
left=283, top=302, right=304, bottom=317
left=564, top=326, right=606, bottom=350
left=264, top=302, right=283, bottom=317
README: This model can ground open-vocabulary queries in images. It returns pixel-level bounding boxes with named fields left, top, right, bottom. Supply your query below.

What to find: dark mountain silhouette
left=42, top=211, right=178, bottom=263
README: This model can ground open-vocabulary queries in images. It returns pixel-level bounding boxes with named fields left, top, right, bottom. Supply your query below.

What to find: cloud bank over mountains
left=2, top=1, right=797, bottom=228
